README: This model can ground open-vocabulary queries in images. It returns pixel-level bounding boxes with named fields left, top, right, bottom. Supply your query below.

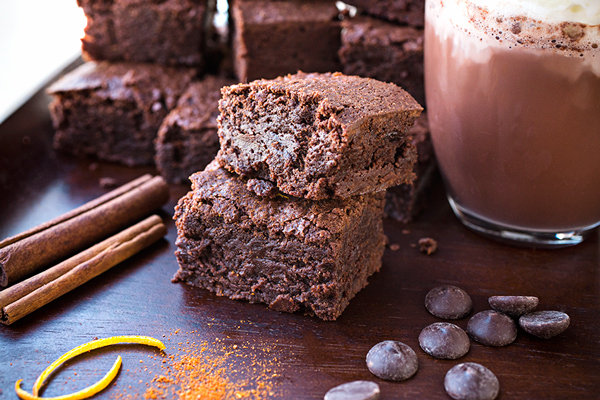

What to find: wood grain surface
left=0, top=62, right=598, bottom=399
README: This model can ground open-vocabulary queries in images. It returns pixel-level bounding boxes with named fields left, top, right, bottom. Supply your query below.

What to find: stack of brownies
left=47, top=0, right=236, bottom=182
left=172, top=71, right=423, bottom=320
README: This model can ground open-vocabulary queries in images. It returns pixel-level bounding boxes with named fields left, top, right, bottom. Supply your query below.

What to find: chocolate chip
left=324, top=381, right=380, bottom=400
left=425, top=285, right=473, bottom=319
left=366, top=340, right=418, bottom=381
left=444, top=362, right=499, bottom=400
left=467, top=310, right=517, bottom=347
left=418, top=322, right=470, bottom=360
left=488, top=295, right=538, bottom=319
left=519, top=311, right=570, bottom=339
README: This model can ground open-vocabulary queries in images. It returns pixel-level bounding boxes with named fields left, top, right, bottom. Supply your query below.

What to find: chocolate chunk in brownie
left=339, top=15, right=425, bottom=106
left=231, top=0, right=342, bottom=82
left=172, top=161, right=386, bottom=321
left=48, top=61, right=195, bottom=166
left=78, top=0, right=208, bottom=67
left=384, top=112, right=436, bottom=223
left=155, top=75, right=236, bottom=183
left=344, top=0, right=425, bottom=28
left=217, top=71, right=422, bottom=200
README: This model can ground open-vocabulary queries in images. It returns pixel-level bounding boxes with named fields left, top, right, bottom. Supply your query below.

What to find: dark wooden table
left=1, top=64, right=599, bottom=400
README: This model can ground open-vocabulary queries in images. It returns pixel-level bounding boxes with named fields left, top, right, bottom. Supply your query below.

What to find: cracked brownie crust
left=173, top=162, right=386, bottom=320
left=216, top=72, right=422, bottom=200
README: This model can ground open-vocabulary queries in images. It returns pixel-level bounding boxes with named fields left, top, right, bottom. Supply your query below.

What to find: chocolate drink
left=425, top=0, right=600, bottom=234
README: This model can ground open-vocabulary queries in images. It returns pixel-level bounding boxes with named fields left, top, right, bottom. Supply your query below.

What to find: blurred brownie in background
left=384, top=112, right=435, bottom=223
left=48, top=61, right=195, bottom=166
left=155, top=75, right=236, bottom=184
left=231, top=0, right=342, bottom=82
left=339, top=15, right=424, bottom=106
left=78, top=0, right=208, bottom=67
left=343, top=0, right=425, bottom=28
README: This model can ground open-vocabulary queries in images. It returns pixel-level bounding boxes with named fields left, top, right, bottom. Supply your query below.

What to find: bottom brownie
left=173, top=162, right=386, bottom=320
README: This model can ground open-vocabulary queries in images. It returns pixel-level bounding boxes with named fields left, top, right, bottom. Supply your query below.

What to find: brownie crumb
left=418, top=237, right=437, bottom=255
left=99, top=177, right=118, bottom=188
left=21, top=136, right=31, bottom=146
left=88, top=162, right=99, bottom=171
left=389, top=243, right=400, bottom=251
left=246, top=179, right=278, bottom=199
left=402, top=229, right=411, bottom=234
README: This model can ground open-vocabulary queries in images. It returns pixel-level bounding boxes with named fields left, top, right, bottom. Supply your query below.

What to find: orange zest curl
left=15, top=335, right=165, bottom=400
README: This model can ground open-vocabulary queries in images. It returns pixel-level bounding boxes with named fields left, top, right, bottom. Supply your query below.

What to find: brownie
left=344, top=0, right=425, bottom=28
left=231, top=0, right=342, bottom=82
left=48, top=61, right=195, bottom=166
left=173, top=162, right=386, bottom=321
left=217, top=71, right=422, bottom=200
left=339, top=15, right=425, bottom=106
left=78, top=0, right=208, bottom=67
left=385, top=112, right=436, bottom=222
left=155, top=76, right=237, bottom=184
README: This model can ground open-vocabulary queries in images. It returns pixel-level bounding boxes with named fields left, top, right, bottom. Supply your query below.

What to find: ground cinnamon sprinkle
left=116, top=329, right=281, bottom=400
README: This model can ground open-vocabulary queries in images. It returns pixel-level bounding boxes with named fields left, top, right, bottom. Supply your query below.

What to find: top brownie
left=216, top=72, right=422, bottom=200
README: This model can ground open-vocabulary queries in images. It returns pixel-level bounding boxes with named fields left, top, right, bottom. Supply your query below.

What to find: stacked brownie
left=77, top=0, right=208, bottom=67
left=339, top=15, right=424, bottom=105
left=173, top=72, right=423, bottom=320
left=230, top=0, right=342, bottom=82
left=47, top=0, right=239, bottom=175
left=338, top=0, right=433, bottom=222
left=384, top=112, right=435, bottom=222
left=48, top=62, right=196, bottom=167
left=155, top=76, right=236, bottom=183
left=343, top=0, right=425, bottom=28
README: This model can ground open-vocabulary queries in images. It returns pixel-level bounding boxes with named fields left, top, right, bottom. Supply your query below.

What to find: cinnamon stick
left=0, top=215, right=167, bottom=325
left=0, top=175, right=169, bottom=287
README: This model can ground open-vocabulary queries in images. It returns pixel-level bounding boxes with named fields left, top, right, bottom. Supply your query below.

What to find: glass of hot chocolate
left=424, top=0, right=600, bottom=247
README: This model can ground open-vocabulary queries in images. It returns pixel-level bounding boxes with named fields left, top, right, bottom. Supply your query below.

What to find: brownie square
left=339, top=15, right=425, bottom=106
left=385, top=112, right=436, bottom=222
left=173, top=162, right=386, bottom=320
left=216, top=71, right=422, bottom=200
left=231, top=0, right=342, bottom=82
left=344, top=0, right=425, bottom=28
left=78, top=0, right=208, bottom=67
left=155, top=76, right=237, bottom=184
left=48, top=61, right=195, bottom=166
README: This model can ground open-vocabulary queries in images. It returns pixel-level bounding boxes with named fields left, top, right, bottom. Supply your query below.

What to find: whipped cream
left=468, top=0, right=600, bottom=26
left=426, top=0, right=600, bottom=74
